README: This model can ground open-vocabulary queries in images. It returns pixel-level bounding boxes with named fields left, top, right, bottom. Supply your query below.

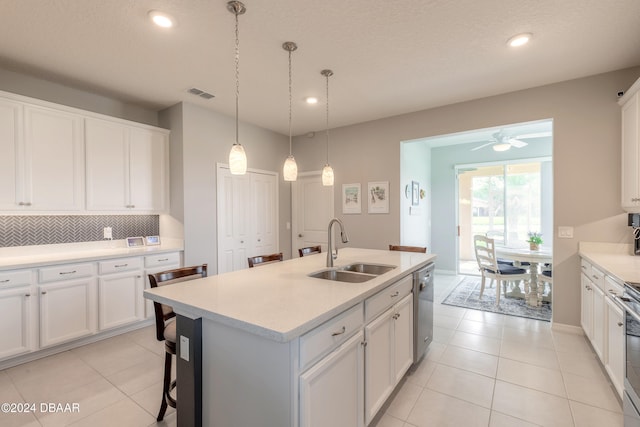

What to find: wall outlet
left=103, top=227, right=112, bottom=239
left=558, top=226, right=574, bottom=238
left=180, top=336, right=190, bottom=361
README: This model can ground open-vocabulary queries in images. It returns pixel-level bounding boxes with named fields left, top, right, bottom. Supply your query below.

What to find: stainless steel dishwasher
left=413, top=262, right=434, bottom=363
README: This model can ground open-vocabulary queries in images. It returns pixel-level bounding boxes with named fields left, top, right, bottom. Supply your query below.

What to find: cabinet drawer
left=365, top=275, right=413, bottom=323
left=99, top=257, right=143, bottom=275
left=605, top=275, right=624, bottom=298
left=300, top=303, right=363, bottom=371
left=0, top=270, right=32, bottom=288
left=39, top=263, right=94, bottom=283
left=145, top=252, right=180, bottom=268
left=590, top=266, right=605, bottom=291
left=580, top=259, right=591, bottom=277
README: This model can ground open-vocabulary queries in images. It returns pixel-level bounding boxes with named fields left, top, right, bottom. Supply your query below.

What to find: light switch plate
left=558, top=226, right=574, bottom=238
left=180, top=335, right=190, bottom=362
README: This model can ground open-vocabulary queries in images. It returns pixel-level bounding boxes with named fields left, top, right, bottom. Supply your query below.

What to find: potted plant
left=527, top=232, right=543, bottom=250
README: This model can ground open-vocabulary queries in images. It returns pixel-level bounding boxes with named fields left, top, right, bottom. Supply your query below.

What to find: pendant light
left=282, top=41, right=298, bottom=181
left=227, top=1, right=247, bottom=175
left=321, top=69, right=335, bottom=186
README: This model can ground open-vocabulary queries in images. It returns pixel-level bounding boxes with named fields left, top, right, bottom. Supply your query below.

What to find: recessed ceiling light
left=507, top=33, right=532, bottom=47
left=305, top=97, right=318, bottom=105
left=148, top=10, right=175, bottom=28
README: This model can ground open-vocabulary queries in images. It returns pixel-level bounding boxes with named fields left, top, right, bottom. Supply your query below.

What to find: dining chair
left=388, top=244, right=427, bottom=253
left=298, top=245, right=322, bottom=257
left=148, top=264, right=208, bottom=421
left=473, top=235, right=529, bottom=306
left=539, top=264, right=553, bottom=303
left=248, top=252, right=283, bottom=268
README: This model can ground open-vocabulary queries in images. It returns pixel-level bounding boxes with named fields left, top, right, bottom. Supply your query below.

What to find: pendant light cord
left=234, top=9, right=240, bottom=145
left=324, top=71, right=331, bottom=164
left=288, top=48, right=293, bottom=155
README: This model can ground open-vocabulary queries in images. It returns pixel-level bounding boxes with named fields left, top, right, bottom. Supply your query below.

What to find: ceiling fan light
left=283, top=155, right=298, bottom=181
left=493, top=143, right=511, bottom=152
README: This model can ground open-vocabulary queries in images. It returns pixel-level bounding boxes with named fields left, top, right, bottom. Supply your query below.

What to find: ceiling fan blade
left=471, top=141, right=495, bottom=151
left=508, top=138, right=528, bottom=148
left=515, top=131, right=552, bottom=139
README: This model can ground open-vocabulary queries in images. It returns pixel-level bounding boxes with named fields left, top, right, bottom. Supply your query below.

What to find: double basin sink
left=308, top=263, right=396, bottom=283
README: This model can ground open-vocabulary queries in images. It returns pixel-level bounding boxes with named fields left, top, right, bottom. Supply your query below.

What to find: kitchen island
left=144, top=247, right=435, bottom=427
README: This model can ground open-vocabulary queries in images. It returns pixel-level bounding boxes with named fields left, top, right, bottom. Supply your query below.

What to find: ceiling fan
left=471, top=130, right=551, bottom=152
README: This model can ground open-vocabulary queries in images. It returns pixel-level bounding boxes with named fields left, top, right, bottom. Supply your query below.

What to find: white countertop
left=0, top=239, right=184, bottom=271
left=144, top=248, right=436, bottom=343
left=579, top=242, right=640, bottom=283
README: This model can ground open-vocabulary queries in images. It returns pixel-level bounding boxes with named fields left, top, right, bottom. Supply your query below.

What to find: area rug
left=442, top=276, right=551, bottom=322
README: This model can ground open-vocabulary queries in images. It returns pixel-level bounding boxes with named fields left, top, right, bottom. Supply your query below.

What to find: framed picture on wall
left=368, top=181, right=389, bottom=214
left=342, top=183, right=361, bottom=214
left=412, top=181, right=419, bottom=206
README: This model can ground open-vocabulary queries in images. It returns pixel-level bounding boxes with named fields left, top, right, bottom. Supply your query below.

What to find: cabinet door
left=300, top=331, right=364, bottom=427
left=85, top=118, right=129, bottom=210
left=592, top=284, right=605, bottom=359
left=24, top=106, right=83, bottom=210
left=98, top=272, right=144, bottom=330
left=129, top=127, right=167, bottom=211
left=0, top=98, right=22, bottom=210
left=393, top=293, right=414, bottom=383
left=622, top=91, right=640, bottom=211
left=39, top=278, right=97, bottom=347
left=581, top=274, right=593, bottom=339
left=0, top=286, right=35, bottom=360
left=606, top=296, right=625, bottom=398
left=365, top=307, right=394, bottom=425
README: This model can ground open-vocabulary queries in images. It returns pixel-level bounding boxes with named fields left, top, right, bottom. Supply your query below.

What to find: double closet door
left=217, top=166, right=278, bottom=273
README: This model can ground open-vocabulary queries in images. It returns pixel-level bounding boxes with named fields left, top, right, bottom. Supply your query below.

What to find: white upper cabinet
left=620, top=77, right=640, bottom=212
left=0, top=99, right=84, bottom=211
left=85, top=117, right=168, bottom=212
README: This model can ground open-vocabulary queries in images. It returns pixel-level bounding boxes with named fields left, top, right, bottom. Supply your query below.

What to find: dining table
left=495, top=245, right=553, bottom=307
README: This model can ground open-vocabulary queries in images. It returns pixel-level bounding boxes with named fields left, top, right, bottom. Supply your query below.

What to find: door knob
left=298, top=234, right=303, bottom=238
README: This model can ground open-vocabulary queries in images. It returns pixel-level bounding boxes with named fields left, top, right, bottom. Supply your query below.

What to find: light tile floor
left=371, top=273, right=623, bottom=427
left=0, top=273, right=623, bottom=427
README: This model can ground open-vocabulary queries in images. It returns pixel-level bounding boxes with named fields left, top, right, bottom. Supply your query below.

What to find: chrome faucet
left=327, top=218, right=349, bottom=267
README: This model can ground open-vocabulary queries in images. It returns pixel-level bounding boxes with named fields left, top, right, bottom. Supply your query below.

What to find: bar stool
left=148, top=264, right=208, bottom=421
left=247, top=253, right=283, bottom=267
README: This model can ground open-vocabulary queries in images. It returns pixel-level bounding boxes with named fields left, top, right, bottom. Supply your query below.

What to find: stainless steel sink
left=308, top=263, right=397, bottom=283
left=341, top=263, right=396, bottom=275
left=308, top=269, right=376, bottom=283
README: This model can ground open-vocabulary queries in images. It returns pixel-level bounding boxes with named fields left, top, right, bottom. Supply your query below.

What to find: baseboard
left=551, top=322, right=584, bottom=335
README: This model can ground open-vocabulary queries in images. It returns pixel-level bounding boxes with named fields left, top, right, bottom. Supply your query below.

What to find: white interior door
left=292, top=173, right=334, bottom=256
left=217, top=166, right=278, bottom=273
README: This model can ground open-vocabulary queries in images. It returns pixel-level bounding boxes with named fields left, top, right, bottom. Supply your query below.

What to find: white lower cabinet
left=97, top=257, right=144, bottom=330
left=39, top=276, right=97, bottom=348
left=299, top=330, right=365, bottom=427
left=605, top=295, right=624, bottom=397
left=580, top=258, right=625, bottom=399
left=0, top=269, right=36, bottom=360
left=365, top=293, right=413, bottom=425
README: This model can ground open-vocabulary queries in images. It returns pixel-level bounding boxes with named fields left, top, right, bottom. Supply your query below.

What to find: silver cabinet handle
left=25, top=293, right=30, bottom=297
left=18, top=201, right=32, bottom=206
left=391, top=291, right=399, bottom=297
left=618, top=322, right=624, bottom=327
left=331, top=326, right=346, bottom=336
left=59, top=270, right=77, bottom=275
left=115, top=264, right=128, bottom=268
left=592, top=275, right=600, bottom=280
left=0, top=279, right=9, bottom=283
left=158, top=258, right=168, bottom=262
left=41, top=291, right=47, bottom=295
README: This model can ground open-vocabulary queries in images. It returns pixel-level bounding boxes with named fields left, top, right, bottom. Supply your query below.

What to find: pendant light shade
left=227, top=1, right=247, bottom=175
left=282, top=41, right=298, bottom=181
left=321, top=69, right=334, bottom=186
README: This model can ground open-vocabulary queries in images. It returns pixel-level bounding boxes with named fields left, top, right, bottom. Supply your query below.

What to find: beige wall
left=293, top=67, right=640, bottom=327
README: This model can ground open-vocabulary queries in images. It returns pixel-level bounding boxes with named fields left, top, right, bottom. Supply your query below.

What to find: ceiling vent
left=188, top=87, right=215, bottom=100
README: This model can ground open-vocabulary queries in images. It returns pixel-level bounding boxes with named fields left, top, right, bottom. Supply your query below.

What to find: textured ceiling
left=1, top=0, right=639, bottom=136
